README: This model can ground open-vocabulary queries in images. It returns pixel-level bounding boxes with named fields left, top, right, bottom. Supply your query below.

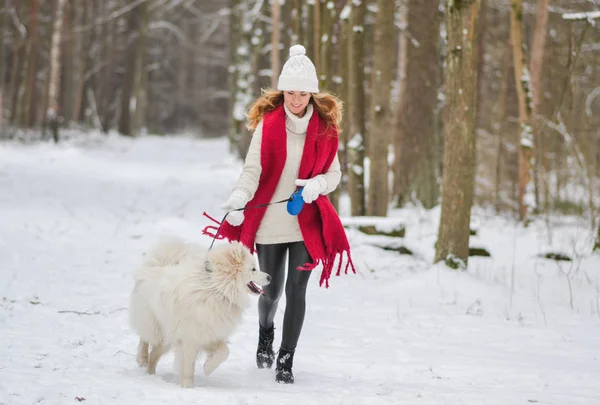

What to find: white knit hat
left=277, top=45, right=319, bottom=93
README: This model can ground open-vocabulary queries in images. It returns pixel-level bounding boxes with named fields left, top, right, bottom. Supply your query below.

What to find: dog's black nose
left=266, top=274, right=272, bottom=282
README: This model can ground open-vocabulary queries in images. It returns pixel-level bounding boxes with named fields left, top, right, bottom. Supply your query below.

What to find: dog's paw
left=147, top=364, right=157, bottom=375
left=203, top=359, right=219, bottom=376
left=136, top=355, right=148, bottom=368
left=203, top=343, right=229, bottom=375
left=181, top=378, right=195, bottom=388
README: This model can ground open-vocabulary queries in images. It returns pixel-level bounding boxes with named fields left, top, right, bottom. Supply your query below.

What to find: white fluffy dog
left=129, top=237, right=270, bottom=388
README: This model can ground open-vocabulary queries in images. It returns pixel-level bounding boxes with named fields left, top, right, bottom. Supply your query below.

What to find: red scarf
left=218, top=104, right=355, bottom=287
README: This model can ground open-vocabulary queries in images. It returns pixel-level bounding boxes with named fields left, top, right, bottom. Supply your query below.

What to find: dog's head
left=207, top=242, right=270, bottom=299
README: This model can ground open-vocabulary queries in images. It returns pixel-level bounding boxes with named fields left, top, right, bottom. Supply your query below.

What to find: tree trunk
left=392, top=1, right=408, bottom=203
left=494, top=43, right=512, bottom=211
left=47, top=0, right=67, bottom=142
left=132, top=1, right=149, bottom=135
left=250, top=1, right=266, bottom=99
left=475, top=0, right=486, bottom=131
left=329, top=1, right=351, bottom=213
left=510, top=0, right=533, bottom=222
left=62, top=0, right=74, bottom=126
left=530, top=0, right=549, bottom=212
left=40, top=11, right=54, bottom=134
left=313, top=0, right=321, bottom=72
left=118, top=5, right=145, bottom=137
left=395, top=0, right=440, bottom=209
left=97, top=1, right=117, bottom=132
left=21, top=0, right=39, bottom=129
left=595, top=221, right=600, bottom=252
left=434, top=0, right=481, bottom=267
left=232, top=1, right=261, bottom=158
left=292, top=0, right=303, bottom=45
left=305, top=2, right=316, bottom=64
left=71, top=0, right=89, bottom=123
left=0, top=0, right=6, bottom=127
left=118, top=42, right=135, bottom=135
left=9, top=2, right=25, bottom=126
left=367, top=0, right=395, bottom=217
left=271, top=0, right=281, bottom=89
left=281, top=0, right=292, bottom=54
left=228, top=0, right=241, bottom=149
left=318, top=1, right=335, bottom=91
left=347, top=0, right=367, bottom=216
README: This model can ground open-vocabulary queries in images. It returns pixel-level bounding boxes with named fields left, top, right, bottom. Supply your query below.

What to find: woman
left=219, top=44, right=354, bottom=384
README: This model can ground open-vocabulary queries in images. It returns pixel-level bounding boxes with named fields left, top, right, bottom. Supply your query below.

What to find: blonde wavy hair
left=245, top=89, right=343, bottom=135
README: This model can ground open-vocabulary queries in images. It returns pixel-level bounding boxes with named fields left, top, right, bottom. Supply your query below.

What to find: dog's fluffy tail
left=144, top=235, right=191, bottom=268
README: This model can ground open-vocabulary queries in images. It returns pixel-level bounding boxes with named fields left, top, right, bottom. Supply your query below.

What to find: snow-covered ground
left=1, top=133, right=599, bottom=405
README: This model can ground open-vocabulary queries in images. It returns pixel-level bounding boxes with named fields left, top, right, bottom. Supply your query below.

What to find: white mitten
left=294, top=176, right=327, bottom=204
left=221, top=190, right=248, bottom=226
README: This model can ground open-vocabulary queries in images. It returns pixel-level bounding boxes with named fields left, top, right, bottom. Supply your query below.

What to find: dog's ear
left=225, top=242, right=251, bottom=268
left=224, top=249, right=243, bottom=267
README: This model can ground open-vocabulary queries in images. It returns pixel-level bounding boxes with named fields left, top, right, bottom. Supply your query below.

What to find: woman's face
left=283, top=91, right=312, bottom=117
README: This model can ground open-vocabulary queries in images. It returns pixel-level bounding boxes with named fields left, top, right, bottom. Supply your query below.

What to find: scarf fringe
left=298, top=249, right=356, bottom=288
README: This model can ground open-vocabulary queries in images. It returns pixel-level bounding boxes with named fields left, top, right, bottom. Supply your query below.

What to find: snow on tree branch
left=562, top=11, right=600, bottom=25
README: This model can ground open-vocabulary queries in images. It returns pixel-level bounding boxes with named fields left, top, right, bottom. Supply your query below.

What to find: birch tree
left=434, top=0, right=481, bottom=267
left=47, top=0, right=67, bottom=142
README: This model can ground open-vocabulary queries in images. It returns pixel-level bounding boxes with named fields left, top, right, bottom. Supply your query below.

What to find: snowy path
left=1, top=135, right=598, bottom=405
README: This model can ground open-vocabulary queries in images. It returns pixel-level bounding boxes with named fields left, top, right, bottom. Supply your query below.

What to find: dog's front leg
left=176, top=344, right=199, bottom=388
left=147, top=343, right=168, bottom=375
left=136, top=340, right=149, bottom=367
left=203, top=341, right=230, bottom=376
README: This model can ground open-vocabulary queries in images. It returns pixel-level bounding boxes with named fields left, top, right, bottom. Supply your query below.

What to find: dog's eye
left=251, top=267, right=256, bottom=272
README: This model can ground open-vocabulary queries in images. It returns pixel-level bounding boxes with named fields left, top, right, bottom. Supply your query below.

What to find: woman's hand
left=221, top=190, right=248, bottom=226
left=294, top=176, right=327, bottom=204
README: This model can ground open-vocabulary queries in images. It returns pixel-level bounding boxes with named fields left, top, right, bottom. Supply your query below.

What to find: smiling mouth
left=247, top=281, right=264, bottom=295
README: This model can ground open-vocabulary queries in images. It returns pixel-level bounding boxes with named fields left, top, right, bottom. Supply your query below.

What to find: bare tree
left=435, top=0, right=481, bottom=267
left=347, top=0, right=367, bottom=216
left=530, top=0, right=550, bottom=212
left=21, top=0, right=39, bottom=129
left=595, top=221, right=599, bottom=252
left=510, top=0, right=533, bottom=222
left=395, top=0, right=440, bottom=209
left=271, top=0, right=281, bottom=89
left=327, top=0, right=352, bottom=212
left=0, top=0, right=6, bottom=127
left=318, top=0, right=335, bottom=91
left=312, top=0, right=320, bottom=72
left=366, top=0, right=395, bottom=217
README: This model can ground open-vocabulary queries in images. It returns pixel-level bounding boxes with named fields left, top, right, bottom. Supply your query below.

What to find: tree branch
left=563, top=11, right=600, bottom=25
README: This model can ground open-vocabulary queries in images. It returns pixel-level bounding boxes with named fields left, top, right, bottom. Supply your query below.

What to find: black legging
left=256, top=242, right=312, bottom=351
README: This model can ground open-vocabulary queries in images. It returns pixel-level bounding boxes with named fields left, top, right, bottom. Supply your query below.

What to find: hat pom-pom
left=289, top=44, right=306, bottom=58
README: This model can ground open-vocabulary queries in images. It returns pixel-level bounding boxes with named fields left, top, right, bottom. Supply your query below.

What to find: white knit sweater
left=233, top=104, right=342, bottom=244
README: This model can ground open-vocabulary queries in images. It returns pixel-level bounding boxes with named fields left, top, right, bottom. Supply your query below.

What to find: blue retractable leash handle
left=287, top=186, right=305, bottom=216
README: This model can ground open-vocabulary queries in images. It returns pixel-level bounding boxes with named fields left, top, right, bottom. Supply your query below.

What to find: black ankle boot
left=256, top=324, right=275, bottom=369
left=275, top=347, right=295, bottom=384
